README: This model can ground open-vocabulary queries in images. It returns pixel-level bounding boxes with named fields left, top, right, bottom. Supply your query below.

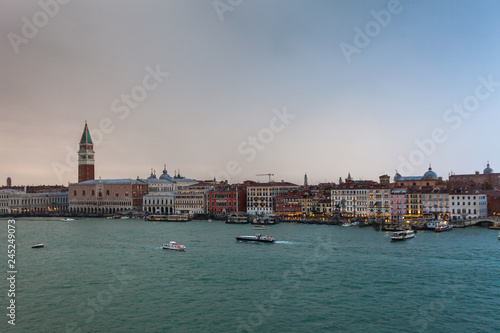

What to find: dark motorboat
left=31, top=244, right=44, bottom=248
left=236, top=234, right=275, bottom=243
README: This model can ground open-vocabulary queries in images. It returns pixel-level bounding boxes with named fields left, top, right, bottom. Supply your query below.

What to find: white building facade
left=247, top=182, right=299, bottom=215
left=0, top=189, right=68, bottom=215
left=143, top=192, right=175, bottom=215
left=174, top=189, right=208, bottom=215
left=331, top=187, right=368, bottom=216
left=450, top=190, right=487, bottom=220
left=331, top=183, right=391, bottom=219
left=142, top=167, right=198, bottom=215
left=421, top=188, right=451, bottom=220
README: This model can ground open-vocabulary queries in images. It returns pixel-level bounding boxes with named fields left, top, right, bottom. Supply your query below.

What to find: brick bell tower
left=78, top=121, right=95, bottom=183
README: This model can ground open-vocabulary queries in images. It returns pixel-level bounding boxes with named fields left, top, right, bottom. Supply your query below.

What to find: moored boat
left=31, top=244, right=44, bottom=248
left=166, top=215, right=190, bottom=222
left=227, top=213, right=249, bottom=224
left=426, top=220, right=449, bottom=230
left=252, top=225, right=268, bottom=230
left=145, top=215, right=169, bottom=221
left=236, top=234, right=275, bottom=243
left=162, top=241, right=186, bottom=251
left=146, top=214, right=190, bottom=222
left=435, top=222, right=453, bottom=232
left=251, top=215, right=277, bottom=225
left=390, top=230, right=415, bottom=241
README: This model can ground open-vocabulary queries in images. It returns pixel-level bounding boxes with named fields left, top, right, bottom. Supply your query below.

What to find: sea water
left=1, top=218, right=499, bottom=332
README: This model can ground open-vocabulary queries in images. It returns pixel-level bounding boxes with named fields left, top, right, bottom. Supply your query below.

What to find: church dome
left=159, top=169, right=171, bottom=180
left=159, top=164, right=172, bottom=180
left=484, top=162, right=493, bottom=174
left=423, top=166, right=438, bottom=180
left=394, top=172, right=402, bottom=181
left=147, top=169, right=157, bottom=180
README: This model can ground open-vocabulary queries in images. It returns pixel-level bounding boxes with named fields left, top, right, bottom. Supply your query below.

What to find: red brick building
left=449, top=163, right=500, bottom=190
left=69, top=179, right=148, bottom=215
left=78, top=121, right=95, bottom=183
left=275, top=190, right=304, bottom=219
left=206, top=182, right=249, bottom=216
left=484, top=190, right=500, bottom=216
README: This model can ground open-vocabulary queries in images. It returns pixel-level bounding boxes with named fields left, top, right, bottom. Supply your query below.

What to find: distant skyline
left=1, top=1, right=499, bottom=186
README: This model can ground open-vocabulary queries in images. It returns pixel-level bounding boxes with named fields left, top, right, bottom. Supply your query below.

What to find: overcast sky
left=1, top=0, right=499, bottom=186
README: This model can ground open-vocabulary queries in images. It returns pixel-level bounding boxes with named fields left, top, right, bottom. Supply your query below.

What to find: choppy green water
left=2, top=218, right=500, bottom=332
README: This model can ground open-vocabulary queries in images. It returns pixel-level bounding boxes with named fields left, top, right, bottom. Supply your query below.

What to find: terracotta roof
left=247, top=182, right=298, bottom=187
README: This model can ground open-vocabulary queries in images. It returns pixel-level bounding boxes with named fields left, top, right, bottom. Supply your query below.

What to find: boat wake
left=275, top=241, right=297, bottom=245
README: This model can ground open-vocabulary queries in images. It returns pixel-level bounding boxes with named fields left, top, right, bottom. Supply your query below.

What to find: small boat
left=236, top=234, right=275, bottom=243
left=227, top=213, right=249, bottom=224
left=341, top=222, right=352, bottom=227
left=145, top=215, right=169, bottom=221
left=498, top=231, right=500, bottom=240
left=435, top=222, right=453, bottom=232
left=61, top=218, right=75, bottom=222
left=390, top=230, right=415, bottom=241
left=120, top=216, right=130, bottom=220
left=31, top=244, right=44, bottom=248
left=253, top=225, right=268, bottom=230
left=163, top=241, right=186, bottom=251
left=166, top=215, right=190, bottom=222
left=208, top=219, right=213, bottom=223
left=251, top=215, right=277, bottom=225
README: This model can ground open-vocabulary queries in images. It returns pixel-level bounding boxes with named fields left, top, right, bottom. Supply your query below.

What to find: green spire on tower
left=80, top=121, right=93, bottom=144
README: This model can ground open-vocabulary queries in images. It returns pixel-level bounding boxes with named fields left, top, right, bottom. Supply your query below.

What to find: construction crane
left=256, top=173, right=274, bottom=182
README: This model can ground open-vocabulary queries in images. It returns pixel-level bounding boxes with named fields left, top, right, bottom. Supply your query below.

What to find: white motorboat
left=163, top=241, right=186, bottom=251
left=435, top=222, right=453, bottom=232
left=390, top=230, right=415, bottom=241
left=61, top=218, right=75, bottom=222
